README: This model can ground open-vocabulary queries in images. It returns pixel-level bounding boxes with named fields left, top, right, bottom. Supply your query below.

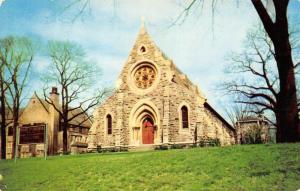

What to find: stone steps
left=128, top=145, right=156, bottom=152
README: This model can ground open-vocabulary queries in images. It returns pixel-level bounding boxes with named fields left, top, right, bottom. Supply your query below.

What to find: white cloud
left=33, top=56, right=50, bottom=73
left=86, top=50, right=124, bottom=84
left=0, top=0, right=5, bottom=7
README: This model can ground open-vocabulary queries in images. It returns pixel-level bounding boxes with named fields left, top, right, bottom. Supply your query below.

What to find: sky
left=0, top=0, right=299, bottom=117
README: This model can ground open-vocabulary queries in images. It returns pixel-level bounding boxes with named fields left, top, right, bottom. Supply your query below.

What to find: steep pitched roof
left=67, top=107, right=92, bottom=128
left=34, top=92, right=50, bottom=113
left=115, top=22, right=206, bottom=99
left=16, top=93, right=92, bottom=128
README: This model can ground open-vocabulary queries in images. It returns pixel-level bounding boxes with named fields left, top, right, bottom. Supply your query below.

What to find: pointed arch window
left=140, top=46, right=146, bottom=53
left=181, top=106, right=188, bottom=128
left=107, top=114, right=112, bottom=134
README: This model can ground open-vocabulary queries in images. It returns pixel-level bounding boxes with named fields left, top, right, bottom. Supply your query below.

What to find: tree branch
left=43, top=88, right=64, bottom=118
left=236, top=100, right=274, bottom=111
left=252, top=39, right=277, bottom=97
left=251, top=0, right=275, bottom=39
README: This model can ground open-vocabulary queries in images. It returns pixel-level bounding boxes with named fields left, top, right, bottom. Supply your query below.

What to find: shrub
left=241, top=126, right=263, bottom=144
left=155, top=145, right=169, bottom=150
left=171, top=144, right=185, bottom=149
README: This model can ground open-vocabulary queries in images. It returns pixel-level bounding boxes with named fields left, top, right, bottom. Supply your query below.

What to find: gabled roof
left=66, top=107, right=92, bottom=128
left=35, top=93, right=93, bottom=128
left=2, top=93, right=92, bottom=128
left=124, top=22, right=206, bottom=98
left=236, top=115, right=269, bottom=124
left=34, top=92, right=50, bottom=113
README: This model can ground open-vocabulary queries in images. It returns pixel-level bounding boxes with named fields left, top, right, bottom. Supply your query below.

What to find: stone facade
left=87, top=25, right=236, bottom=151
left=4, top=88, right=91, bottom=159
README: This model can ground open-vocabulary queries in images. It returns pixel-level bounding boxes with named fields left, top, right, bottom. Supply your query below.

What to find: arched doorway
left=129, top=99, right=161, bottom=146
left=142, top=117, right=154, bottom=144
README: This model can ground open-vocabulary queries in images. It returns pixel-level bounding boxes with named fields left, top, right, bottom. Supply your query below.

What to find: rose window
left=134, top=65, right=156, bottom=89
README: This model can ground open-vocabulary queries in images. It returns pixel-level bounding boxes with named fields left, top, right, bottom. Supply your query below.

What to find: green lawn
left=0, top=144, right=300, bottom=191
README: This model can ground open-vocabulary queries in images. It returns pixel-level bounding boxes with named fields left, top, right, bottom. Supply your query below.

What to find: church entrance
left=142, top=117, right=154, bottom=144
left=129, top=101, right=160, bottom=146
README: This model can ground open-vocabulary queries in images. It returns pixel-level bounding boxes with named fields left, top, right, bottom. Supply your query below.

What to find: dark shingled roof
left=34, top=94, right=92, bottom=128
left=1, top=94, right=92, bottom=128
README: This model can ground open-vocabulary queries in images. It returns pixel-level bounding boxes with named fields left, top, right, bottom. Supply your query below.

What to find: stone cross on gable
left=141, top=16, right=145, bottom=28
left=140, top=16, right=146, bottom=34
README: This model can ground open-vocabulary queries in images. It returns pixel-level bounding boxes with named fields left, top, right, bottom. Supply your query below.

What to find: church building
left=87, top=23, right=236, bottom=151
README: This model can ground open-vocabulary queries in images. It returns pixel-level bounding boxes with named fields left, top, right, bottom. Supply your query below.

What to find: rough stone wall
left=167, top=76, right=234, bottom=146
left=168, top=81, right=199, bottom=143
left=90, top=94, right=118, bottom=147
left=202, top=109, right=235, bottom=145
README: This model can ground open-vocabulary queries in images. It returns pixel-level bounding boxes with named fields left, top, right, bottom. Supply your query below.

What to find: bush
left=170, top=144, right=185, bottom=149
left=241, top=127, right=263, bottom=144
left=155, top=145, right=169, bottom=150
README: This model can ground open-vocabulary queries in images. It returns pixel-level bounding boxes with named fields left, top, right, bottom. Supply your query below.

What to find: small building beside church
left=87, top=24, right=236, bottom=151
left=3, top=87, right=91, bottom=159
left=236, top=115, right=271, bottom=144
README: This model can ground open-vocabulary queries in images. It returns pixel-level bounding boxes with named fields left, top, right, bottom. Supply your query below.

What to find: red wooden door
left=142, top=119, right=154, bottom=144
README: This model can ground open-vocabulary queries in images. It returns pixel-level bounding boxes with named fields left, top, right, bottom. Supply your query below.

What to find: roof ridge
left=34, top=92, right=49, bottom=113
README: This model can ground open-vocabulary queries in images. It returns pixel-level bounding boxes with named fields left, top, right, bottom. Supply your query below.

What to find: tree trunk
left=62, top=119, right=68, bottom=154
left=11, top=116, right=18, bottom=158
left=251, top=0, right=299, bottom=142
left=274, top=39, right=299, bottom=142
left=0, top=94, right=6, bottom=159
left=0, top=66, right=6, bottom=159
left=272, top=1, right=299, bottom=142
left=11, top=101, right=20, bottom=158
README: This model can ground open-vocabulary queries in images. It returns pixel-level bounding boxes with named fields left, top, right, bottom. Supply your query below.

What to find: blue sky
left=0, top=0, right=299, bottom=116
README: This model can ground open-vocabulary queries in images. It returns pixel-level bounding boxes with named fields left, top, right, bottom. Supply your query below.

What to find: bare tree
left=43, top=41, right=110, bottom=154
left=175, top=0, right=300, bottom=142
left=1, top=37, right=34, bottom=159
left=62, top=0, right=92, bottom=22
left=222, top=25, right=299, bottom=141
left=223, top=101, right=252, bottom=128
left=59, top=0, right=119, bottom=23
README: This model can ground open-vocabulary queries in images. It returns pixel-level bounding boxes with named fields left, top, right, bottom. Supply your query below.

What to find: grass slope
left=0, top=144, right=300, bottom=191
